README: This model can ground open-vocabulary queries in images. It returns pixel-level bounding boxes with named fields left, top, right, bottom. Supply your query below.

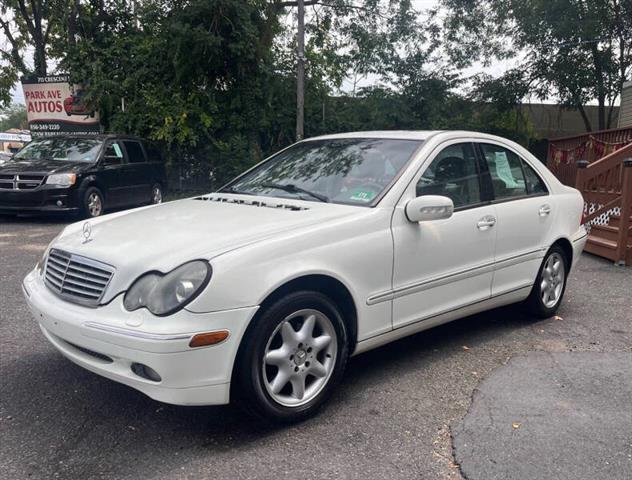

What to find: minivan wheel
left=524, top=245, right=568, bottom=318
left=81, top=187, right=104, bottom=218
left=234, top=291, right=349, bottom=423
left=150, top=183, right=163, bottom=204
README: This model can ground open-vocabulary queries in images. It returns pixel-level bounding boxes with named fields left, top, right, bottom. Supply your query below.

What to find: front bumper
left=22, top=269, right=258, bottom=406
left=0, top=185, right=79, bottom=214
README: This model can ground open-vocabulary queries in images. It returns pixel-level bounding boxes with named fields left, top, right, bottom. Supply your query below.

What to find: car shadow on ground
left=2, top=303, right=540, bottom=478
left=0, top=214, right=72, bottom=225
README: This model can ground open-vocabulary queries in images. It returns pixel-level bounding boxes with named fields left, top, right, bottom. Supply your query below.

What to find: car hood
left=0, top=157, right=92, bottom=174
left=52, top=195, right=361, bottom=301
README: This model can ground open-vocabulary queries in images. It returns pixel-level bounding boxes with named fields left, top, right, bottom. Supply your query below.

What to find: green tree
left=0, top=0, right=71, bottom=107
left=440, top=0, right=632, bottom=131
left=0, top=103, right=28, bottom=130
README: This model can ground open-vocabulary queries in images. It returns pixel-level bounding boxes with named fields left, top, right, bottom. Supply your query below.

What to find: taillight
left=580, top=211, right=585, bottom=225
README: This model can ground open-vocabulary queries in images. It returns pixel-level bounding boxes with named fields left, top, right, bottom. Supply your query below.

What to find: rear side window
left=522, top=160, right=548, bottom=195
left=479, top=144, right=527, bottom=199
left=479, top=143, right=548, bottom=199
left=416, top=143, right=481, bottom=209
left=123, top=141, right=146, bottom=164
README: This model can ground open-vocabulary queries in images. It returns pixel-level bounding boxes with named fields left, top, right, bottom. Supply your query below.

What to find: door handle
left=477, top=215, right=497, bottom=230
left=539, top=204, right=552, bottom=216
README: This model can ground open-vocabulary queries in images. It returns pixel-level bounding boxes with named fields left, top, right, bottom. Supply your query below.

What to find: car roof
left=28, top=134, right=146, bottom=142
left=305, top=130, right=442, bottom=141
left=303, top=130, right=525, bottom=144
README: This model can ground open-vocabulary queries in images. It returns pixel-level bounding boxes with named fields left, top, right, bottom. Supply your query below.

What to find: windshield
left=13, top=138, right=103, bottom=163
left=224, top=138, right=422, bottom=206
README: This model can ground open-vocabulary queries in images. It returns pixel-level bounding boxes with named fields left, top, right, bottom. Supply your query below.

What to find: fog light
left=56, top=200, right=63, bottom=207
left=131, top=363, right=162, bottom=382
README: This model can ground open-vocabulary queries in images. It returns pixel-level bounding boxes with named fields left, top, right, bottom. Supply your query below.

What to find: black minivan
left=0, top=135, right=167, bottom=218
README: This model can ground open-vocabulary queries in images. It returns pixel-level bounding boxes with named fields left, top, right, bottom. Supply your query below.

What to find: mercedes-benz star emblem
left=82, top=222, right=92, bottom=243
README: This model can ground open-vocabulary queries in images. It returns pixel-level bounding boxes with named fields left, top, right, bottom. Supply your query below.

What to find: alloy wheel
left=262, top=309, right=338, bottom=407
left=540, top=252, right=565, bottom=308
left=87, top=192, right=103, bottom=217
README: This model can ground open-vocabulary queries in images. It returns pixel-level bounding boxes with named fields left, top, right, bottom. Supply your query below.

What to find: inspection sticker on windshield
left=350, top=190, right=376, bottom=202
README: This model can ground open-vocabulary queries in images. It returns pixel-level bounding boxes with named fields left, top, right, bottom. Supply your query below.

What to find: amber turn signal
left=189, top=330, right=230, bottom=348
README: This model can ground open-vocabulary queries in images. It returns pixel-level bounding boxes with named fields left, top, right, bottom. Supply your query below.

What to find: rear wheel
left=81, top=187, right=104, bottom=218
left=234, top=291, right=349, bottom=423
left=524, top=245, right=568, bottom=318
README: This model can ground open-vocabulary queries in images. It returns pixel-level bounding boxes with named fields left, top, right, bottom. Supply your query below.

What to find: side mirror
left=405, top=195, right=454, bottom=222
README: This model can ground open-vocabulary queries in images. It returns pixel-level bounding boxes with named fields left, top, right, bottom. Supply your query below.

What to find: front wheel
left=524, top=245, right=568, bottom=318
left=234, top=291, right=349, bottom=423
left=81, top=187, right=104, bottom=218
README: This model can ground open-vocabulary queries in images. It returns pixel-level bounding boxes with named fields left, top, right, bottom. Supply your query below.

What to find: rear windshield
left=13, top=138, right=103, bottom=163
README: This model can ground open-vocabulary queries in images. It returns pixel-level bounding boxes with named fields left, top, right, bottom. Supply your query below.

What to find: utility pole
left=296, top=0, right=305, bottom=141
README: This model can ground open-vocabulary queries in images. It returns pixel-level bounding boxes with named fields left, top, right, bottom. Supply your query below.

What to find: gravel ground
left=1, top=215, right=630, bottom=480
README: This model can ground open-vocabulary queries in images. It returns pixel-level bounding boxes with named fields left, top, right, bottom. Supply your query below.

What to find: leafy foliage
left=3, top=0, right=539, bottom=188
left=440, top=0, right=632, bottom=131
left=0, top=103, right=28, bottom=130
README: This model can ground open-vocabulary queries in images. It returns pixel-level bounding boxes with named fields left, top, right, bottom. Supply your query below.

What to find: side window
left=522, top=160, right=548, bottom=195
left=479, top=144, right=527, bottom=199
left=144, top=143, right=163, bottom=163
left=104, top=142, right=124, bottom=165
left=416, top=143, right=481, bottom=209
left=123, top=141, right=146, bottom=164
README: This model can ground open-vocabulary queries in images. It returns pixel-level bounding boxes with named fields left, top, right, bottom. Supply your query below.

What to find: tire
left=524, top=245, right=568, bottom=318
left=81, top=187, right=104, bottom=218
left=150, top=183, right=163, bottom=205
left=234, top=291, right=349, bottom=423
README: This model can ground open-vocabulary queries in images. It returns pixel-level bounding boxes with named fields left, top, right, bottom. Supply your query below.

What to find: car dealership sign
left=21, top=75, right=101, bottom=137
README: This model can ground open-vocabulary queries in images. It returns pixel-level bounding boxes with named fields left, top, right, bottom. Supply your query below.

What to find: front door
left=391, top=142, right=497, bottom=329
left=476, top=142, right=554, bottom=295
left=99, top=140, right=127, bottom=208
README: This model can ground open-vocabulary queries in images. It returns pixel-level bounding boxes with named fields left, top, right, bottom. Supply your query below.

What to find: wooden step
left=590, top=224, right=621, bottom=242
left=607, top=214, right=632, bottom=228
left=584, top=235, right=618, bottom=261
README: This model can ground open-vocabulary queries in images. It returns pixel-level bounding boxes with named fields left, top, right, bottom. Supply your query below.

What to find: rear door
left=121, top=140, right=151, bottom=205
left=476, top=142, right=553, bottom=295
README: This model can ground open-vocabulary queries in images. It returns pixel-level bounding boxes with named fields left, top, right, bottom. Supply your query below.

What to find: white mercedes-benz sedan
left=23, top=131, right=587, bottom=421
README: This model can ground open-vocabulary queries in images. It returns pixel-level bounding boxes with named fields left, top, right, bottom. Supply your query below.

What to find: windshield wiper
left=220, top=186, right=255, bottom=195
left=261, top=183, right=329, bottom=203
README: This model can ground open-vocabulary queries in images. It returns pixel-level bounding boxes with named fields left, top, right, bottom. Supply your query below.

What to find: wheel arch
left=550, top=237, right=573, bottom=271
left=258, top=274, right=358, bottom=351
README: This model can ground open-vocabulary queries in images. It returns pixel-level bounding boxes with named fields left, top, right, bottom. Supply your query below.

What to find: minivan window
left=416, top=143, right=481, bottom=209
left=104, top=142, right=124, bottom=165
left=124, top=141, right=146, bottom=164
left=14, top=138, right=102, bottom=163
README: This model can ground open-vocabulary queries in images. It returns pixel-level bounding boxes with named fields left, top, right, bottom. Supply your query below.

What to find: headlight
left=46, top=173, right=76, bottom=186
left=123, top=261, right=212, bottom=316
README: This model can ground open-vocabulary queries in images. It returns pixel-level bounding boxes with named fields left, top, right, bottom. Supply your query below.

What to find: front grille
left=0, top=173, right=46, bottom=190
left=44, top=249, right=115, bottom=307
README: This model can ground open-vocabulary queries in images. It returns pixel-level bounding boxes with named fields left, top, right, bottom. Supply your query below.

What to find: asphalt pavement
left=1, top=215, right=631, bottom=480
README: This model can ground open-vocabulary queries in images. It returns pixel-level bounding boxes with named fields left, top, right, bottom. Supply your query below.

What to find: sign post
left=21, top=75, right=101, bottom=137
